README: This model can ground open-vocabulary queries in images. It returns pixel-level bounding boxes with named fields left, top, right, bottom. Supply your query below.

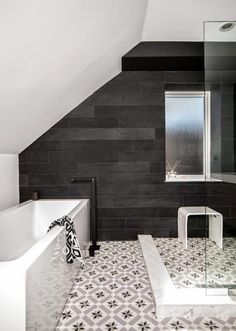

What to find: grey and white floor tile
left=154, top=237, right=236, bottom=288
left=56, top=240, right=236, bottom=331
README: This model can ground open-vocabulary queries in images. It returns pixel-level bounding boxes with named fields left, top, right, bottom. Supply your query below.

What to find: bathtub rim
left=0, top=199, right=32, bottom=217
left=0, top=199, right=89, bottom=266
left=0, top=198, right=87, bottom=218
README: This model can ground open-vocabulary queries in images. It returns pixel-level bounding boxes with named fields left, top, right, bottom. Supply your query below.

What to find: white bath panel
left=0, top=199, right=90, bottom=331
left=138, top=235, right=236, bottom=317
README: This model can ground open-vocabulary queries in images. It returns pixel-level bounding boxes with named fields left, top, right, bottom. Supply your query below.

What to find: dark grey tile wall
left=20, top=70, right=232, bottom=240
left=122, top=42, right=204, bottom=71
left=206, top=71, right=236, bottom=174
left=206, top=80, right=236, bottom=236
left=206, top=182, right=236, bottom=236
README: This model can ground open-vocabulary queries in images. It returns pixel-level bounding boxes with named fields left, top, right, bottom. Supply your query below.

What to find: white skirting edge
left=138, top=235, right=236, bottom=317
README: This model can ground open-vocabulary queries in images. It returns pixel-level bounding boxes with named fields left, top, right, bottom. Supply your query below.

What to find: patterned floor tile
left=56, top=240, right=236, bottom=331
left=154, top=237, right=236, bottom=288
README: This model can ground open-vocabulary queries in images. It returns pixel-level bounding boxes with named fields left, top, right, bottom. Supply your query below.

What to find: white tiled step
left=138, top=235, right=236, bottom=317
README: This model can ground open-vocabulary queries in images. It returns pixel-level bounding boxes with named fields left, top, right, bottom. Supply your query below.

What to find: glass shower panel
left=204, top=21, right=236, bottom=291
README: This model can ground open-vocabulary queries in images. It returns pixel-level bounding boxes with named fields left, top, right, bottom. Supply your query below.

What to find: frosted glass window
left=165, top=93, right=204, bottom=176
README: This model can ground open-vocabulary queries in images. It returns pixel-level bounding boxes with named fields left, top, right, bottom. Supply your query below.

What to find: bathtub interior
left=0, top=199, right=82, bottom=262
left=34, top=199, right=81, bottom=239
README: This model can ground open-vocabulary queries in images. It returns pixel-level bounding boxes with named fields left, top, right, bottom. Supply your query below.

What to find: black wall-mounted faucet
left=70, top=176, right=100, bottom=256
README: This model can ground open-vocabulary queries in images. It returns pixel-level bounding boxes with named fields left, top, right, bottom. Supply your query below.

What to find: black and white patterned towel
left=48, top=215, right=83, bottom=264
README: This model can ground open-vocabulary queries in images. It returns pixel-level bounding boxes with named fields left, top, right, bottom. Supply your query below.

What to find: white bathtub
left=0, top=199, right=90, bottom=331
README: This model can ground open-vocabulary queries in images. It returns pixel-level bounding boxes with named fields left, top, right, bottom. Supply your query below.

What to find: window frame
left=165, top=91, right=211, bottom=182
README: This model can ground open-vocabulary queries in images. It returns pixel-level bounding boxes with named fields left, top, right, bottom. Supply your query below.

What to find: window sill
left=165, top=175, right=221, bottom=182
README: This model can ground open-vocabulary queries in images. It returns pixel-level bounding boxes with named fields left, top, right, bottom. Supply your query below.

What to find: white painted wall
left=0, top=0, right=148, bottom=154
left=0, top=155, right=19, bottom=211
left=142, top=0, right=236, bottom=41
left=205, top=22, right=236, bottom=42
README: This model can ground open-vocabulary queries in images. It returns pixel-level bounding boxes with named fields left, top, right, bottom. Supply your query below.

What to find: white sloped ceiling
left=0, top=0, right=148, bottom=153
left=142, top=0, right=236, bottom=41
left=1, top=0, right=236, bottom=155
